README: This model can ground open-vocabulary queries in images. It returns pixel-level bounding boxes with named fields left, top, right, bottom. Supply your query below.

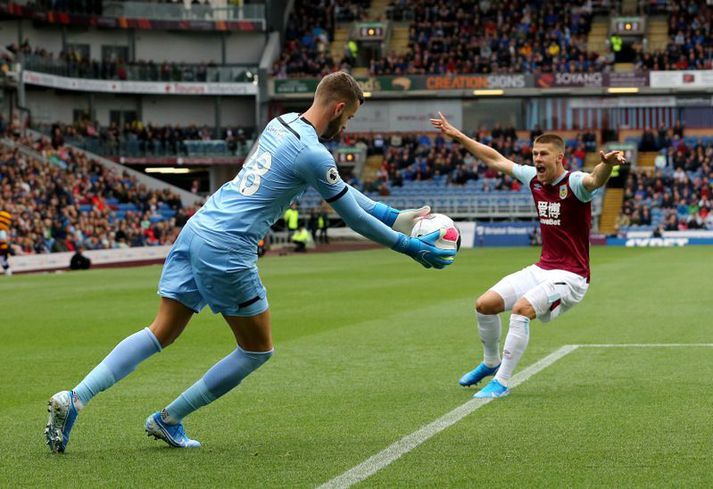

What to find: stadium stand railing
left=297, top=183, right=603, bottom=221
left=22, top=56, right=257, bottom=84
left=102, top=2, right=265, bottom=22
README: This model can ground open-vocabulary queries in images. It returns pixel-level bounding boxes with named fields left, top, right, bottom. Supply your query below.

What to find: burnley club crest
left=559, top=184, right=568, bottom=199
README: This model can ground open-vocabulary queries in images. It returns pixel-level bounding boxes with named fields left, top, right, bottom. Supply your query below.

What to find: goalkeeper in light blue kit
left=45, top=72, right=455, bottom=452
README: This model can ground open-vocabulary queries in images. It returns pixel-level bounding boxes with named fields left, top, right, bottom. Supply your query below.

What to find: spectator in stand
left=339, top=127, right=594, bottom=194
left=374, top=0, right=607, bottom=75
left=272, top=0, right=347, bottom=78
left=0, top=134, right=200, bottom=255
left=618, top=127, right=713, bottom=232
left=635, top=1, right=713, bottom=72
left=273, top=0, right=607, bottom=77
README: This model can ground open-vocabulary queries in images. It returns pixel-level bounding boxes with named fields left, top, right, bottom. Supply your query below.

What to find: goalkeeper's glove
left=373, top=202, right=431, bottom=235
left=392, top=230, right=456, bottom=269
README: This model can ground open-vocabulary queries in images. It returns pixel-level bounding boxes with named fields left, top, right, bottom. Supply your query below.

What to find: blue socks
left=164, top=346, right=273, bottom=423
left=71, top=329, right=272, bottom=423
left=73, top=328, right=162, bottom=406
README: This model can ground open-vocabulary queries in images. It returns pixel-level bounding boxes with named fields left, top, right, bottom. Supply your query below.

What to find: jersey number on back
left=233, top=145, right=272, bottom=196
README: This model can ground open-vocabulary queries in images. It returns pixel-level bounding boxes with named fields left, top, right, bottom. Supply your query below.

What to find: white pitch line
left=317, top=344, right=579, bottom=489
left=577, top=343, right=713, bottom=348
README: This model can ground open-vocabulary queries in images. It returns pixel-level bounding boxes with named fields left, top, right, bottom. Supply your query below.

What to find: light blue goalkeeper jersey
left=189, top=113, right=402, bottom=266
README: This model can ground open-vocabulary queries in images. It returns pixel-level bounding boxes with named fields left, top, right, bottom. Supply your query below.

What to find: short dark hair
left=534, top=133, right=565, bottom=152
left=315, top=71, right=364, bottom=107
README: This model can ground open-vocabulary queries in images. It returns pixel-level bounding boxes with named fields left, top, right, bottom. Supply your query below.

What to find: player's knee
left=241, top=346, right=274, bottom=368
left=475, top=295, right=501, bottom=315
left=512, top=298, right=536, bottom=319
left=149, top=324, right=174, bottom=348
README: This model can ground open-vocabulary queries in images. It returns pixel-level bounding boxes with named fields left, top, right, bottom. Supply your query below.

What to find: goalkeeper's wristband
left=372, top=202, right=399, bottom=227
left=391, top=234, right=411, bottom=254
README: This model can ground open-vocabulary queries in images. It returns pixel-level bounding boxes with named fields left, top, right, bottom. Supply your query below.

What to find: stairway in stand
left=598, top=188, right=625, bottom=235
left=360, top=154, right=384, bottom=184
left=587, top=16, right=609, bottom=55
left=646, top=17, right=669, bottom=53
left=388, top=24, right=410, bottom=56
left=621, top=0, right=638, bottom=15
left=330, top=25, right=351, bottom=65
left=367, top=0, right=390, bottom=21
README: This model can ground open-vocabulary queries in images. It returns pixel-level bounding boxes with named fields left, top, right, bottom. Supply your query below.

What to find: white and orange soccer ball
left=410, top=213, right=461, bottom=252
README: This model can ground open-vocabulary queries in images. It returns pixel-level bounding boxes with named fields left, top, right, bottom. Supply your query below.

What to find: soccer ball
left=411, top=213, right=461, bottom=251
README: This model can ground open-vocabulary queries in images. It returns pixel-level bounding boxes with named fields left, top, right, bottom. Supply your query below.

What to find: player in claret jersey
left=431, top=112, right=626, bottom=398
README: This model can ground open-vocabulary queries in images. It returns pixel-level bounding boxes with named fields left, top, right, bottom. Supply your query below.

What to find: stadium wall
left=25, top=90, right=93, bottom=124
left=65, top=29, right=131, bottom=60
left=141, top=95, right=254, bottom=127
left=139, top=30, right=265, bottom=65
left=0, top=21, right=266, bottom=65
left=219, top=97, right=257, bottom=127
left=224, top=33, right=267, bottom=64
left=0, top=20, right=61, bottom=53
left=607, top=231, right=713, bottom=247
left=135, top=31, right=222, bottom=64
left=24, top=89, right=255, bottom=127
left=348, top=100, right=463, bottom=133
left=10, top=245, right=171, bottom=274
left=474, top=222, right=534, bottom=247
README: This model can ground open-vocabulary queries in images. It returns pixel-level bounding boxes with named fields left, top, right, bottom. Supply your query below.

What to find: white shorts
left=490, top=264, right=589, bottom=323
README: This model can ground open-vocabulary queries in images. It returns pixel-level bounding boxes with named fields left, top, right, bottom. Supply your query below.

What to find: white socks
left=494, top=314, right=530, bottom=386
left=476, top=312, right=501, bottom=368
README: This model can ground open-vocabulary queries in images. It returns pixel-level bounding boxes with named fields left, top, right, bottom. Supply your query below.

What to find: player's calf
left=159, top=347, right=273, bottom=429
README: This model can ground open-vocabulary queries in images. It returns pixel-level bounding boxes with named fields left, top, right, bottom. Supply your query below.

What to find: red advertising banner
left=535, top=72, right=649, bottom=88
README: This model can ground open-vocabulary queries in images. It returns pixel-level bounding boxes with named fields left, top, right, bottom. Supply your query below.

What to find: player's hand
left=430, top=112, right=462, bottom=141
left=392, top=205, right=431, bottom=235
left=599, top=150, right=628, bottom=166
left=401, top=230, right=456, bottom=269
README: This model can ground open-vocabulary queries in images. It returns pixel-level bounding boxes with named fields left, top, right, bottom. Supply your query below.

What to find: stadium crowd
left=273, top=0, right=611, bottom=78
left=0, top=131, right=199, bottom=255
left=380, top=0, right=606, bottom=75
left=619, top=133, right=713, bottom=232
left=271, top=0, right=364, bottom=78
left=635, top=1, right=713, bottom=71
left=343, top=127, right=596, bottom=195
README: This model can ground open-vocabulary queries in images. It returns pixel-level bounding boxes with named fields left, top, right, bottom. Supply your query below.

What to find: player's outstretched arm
left=347, top=183, right=430, bottom=235
left=430, top=111, right=516, bottom=177
left=582, top=150, right=628, bottom=191
left=329, top=192, right=455, bottom=269
left=296, top=147, right=454, bottom=268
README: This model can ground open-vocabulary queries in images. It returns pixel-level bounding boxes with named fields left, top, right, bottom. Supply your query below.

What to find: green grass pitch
left=1, top=246, right=712, bottom=488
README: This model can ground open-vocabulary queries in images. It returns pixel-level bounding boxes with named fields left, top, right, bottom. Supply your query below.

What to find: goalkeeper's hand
left=393, top=229, right=456, bottom=269
left=391, top=205, right=431, bottom=235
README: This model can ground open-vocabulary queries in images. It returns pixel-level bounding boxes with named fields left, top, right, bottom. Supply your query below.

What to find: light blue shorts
left=158, top=226, right=268, bottom=317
